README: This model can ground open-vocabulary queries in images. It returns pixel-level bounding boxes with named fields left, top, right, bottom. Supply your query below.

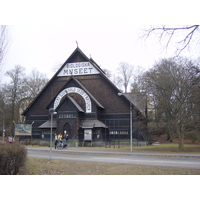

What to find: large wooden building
left=23, top=47, right=148, bottom=146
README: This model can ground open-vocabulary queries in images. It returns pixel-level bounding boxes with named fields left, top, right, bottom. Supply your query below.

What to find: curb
left=26, top=146, right=200, bottom=158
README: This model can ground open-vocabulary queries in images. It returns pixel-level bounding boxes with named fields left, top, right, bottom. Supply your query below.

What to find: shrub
left=0, top=142, right=27, bottom=175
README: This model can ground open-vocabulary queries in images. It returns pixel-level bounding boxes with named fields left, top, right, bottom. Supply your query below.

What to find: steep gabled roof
left=23, top=47, right=146, bottom=118
left=23, top=47, right=104, bottom=115
left=55, top=94, right=85, bottom=112
left=47, top=76, right=105, bottom=110
left=123, top=93, right=147, bottom=118
left=67, top=96, right=84, bottom=112
left=72, top=77, right=104, bottom=109
left=39, top=120, right=57, bottom=128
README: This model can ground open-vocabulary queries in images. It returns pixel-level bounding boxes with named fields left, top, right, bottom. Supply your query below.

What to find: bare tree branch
left=118, top=62, right=134, bottom=93
left=141, top=25, right=200, bottom=56
left=0, top=25, right=9, bottom=68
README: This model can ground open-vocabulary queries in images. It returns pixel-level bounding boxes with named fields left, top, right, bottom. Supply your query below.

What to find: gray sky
left=3, top=25, right=161, bottom=77
left=1, top=1, right=198, bottom=82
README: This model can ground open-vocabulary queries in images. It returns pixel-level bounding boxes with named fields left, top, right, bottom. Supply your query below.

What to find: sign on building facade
left=57, top=62, right=100, bottom=77
left=54, top=87, right=92, bottom=113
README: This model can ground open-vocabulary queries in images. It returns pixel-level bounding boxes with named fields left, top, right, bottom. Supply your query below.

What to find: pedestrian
left=54, top=139, right=58, bottom=149
left=64, top=133, right=69, bottom=142
left=58, top=133, right=62, bottom=139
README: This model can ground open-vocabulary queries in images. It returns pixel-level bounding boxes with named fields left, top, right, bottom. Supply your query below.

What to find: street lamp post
left=130, top=102, right=133, bottom=152
left=118, top=93, right=133, bottom=152
left=49, top=108, right=57, bottom=160
left=2, top=118, right=5, bottom=143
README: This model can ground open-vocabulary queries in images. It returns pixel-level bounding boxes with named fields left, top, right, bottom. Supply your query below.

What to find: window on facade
left=120, top=131, right=128, bottom=135
left=110, top=131, right=118, bottom=135
left=42, top=130, right=56, bottom=134
left=110, top=131, right=128, bottom=135
left=59, top=113, right=76, bottom=119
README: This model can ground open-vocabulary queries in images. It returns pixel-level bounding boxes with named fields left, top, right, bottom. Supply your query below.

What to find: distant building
left=23, top=47, right=148, bottom=146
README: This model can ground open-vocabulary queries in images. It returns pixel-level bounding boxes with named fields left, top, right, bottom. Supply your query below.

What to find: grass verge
left=107, top=143, right=200, bottom=153
left=21, top=157, right=200, bottom=175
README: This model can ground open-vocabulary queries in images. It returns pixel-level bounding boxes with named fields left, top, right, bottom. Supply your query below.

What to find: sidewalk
left=26, top=146, right=200, bottom=158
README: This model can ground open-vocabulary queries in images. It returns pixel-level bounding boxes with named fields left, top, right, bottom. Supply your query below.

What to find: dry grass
left=19, top=142, right=200, bottom=175
left=111, top=143, right=200, bottom=153
left=21, top=157, right=200, bottom=175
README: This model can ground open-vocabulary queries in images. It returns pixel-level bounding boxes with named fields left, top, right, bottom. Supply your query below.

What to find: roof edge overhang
left=80, top=119, right=108, bottom=129
left=123, top=93, right=147, bottom=119
left=39, top=120, right=57, bottom=129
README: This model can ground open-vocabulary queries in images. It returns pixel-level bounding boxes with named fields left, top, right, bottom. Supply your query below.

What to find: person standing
left=54, top=139, right=58, bottom=149
left=58, top=133, right=62, bottom=139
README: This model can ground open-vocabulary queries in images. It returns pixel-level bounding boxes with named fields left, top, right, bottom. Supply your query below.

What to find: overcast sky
left=3, top=25, right=163, bottom=77
left=1, top=1, right=198, bottom=83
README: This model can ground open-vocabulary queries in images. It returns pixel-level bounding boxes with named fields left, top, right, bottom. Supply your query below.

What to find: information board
left=15, top=124, right=32, bottom=136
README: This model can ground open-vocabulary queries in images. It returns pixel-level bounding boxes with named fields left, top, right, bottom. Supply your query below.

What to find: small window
left=120, top=131, right=128, bottom=135
left=110, top=131, right=118, bottom=135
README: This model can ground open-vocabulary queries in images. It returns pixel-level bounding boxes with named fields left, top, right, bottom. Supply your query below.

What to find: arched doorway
left=63, top=122, right=71, bottom=138
left=54, top=87, right=92, bottom=113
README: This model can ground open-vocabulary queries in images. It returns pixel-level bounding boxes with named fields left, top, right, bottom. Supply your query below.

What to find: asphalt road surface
left=27, top=147, right=200, bottom=169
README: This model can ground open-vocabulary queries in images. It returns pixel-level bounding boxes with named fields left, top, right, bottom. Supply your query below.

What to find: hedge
left=0, top=143, right=27, bottom=175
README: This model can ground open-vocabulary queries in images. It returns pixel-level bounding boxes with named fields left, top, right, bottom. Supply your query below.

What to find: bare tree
left=0, top=26, right=9, bottom=75
left=142, top=25, right=200, bottom=56
left=1, top=67, right=49, bottom=132
left=4, top=65, right=26, bottom=135
left=24, top=69, right=49, bottom=99
left=141, top=57, right=200, bottom=150
left=118, top=62, right=134, bottom=93
left=130, top=66, right=145, bottom=93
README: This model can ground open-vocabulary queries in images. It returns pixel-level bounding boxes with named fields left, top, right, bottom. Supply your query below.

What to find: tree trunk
left=166, top=121, right=173, bottom=142
left=177, top=122, right=184, bottom=150
left=178, top=133, right=184, bottom=150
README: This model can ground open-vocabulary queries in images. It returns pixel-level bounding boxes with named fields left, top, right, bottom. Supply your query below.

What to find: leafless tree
left=142, top=25, right=200, bottom=56
left=0, top=26, right=9, bottom=75
left=118, top=62, right=134, bottom=93
left=1, top=66, right=49, bottom=134
left=130, top=66, right=145, bottom=93
left=4, top=65, right=26, bottom=135
left=24, top=69, right=49, bottom=99
left=141, top=57, right=200, bottom=150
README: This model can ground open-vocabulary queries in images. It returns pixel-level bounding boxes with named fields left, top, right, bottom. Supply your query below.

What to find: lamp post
left=118, top=93, right=133, bottom=152
left=49, top=108, right=57, bottom=160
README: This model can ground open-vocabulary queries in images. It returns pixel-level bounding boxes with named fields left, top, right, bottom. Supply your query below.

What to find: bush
left=0, top=142, right=27, bottom=175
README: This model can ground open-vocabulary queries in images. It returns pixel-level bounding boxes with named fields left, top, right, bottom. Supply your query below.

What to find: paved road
left=27, top=147, right=200, bottom=169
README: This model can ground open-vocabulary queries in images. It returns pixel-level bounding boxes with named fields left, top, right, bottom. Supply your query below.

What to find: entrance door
left=63, top=122, right=71, bottom=138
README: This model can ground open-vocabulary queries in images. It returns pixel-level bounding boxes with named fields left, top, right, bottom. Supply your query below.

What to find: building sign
left=84, top=129, right=92, bottom=141
left=54, top=87, right=92, bottom=113
left=15, top=124, right=32, bottom=136
left=57, top=62, right=100, bottom=76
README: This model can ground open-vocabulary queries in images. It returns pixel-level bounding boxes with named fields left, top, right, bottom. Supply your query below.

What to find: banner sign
left=57, top=62, right=100, bottom=76
left=54, top=87, right=92, bottom=113
left=15, top=124, right=32, bottom=136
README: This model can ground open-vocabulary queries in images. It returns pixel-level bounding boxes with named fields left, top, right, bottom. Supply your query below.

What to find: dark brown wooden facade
left=23, top=47, right=148, bottom=145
